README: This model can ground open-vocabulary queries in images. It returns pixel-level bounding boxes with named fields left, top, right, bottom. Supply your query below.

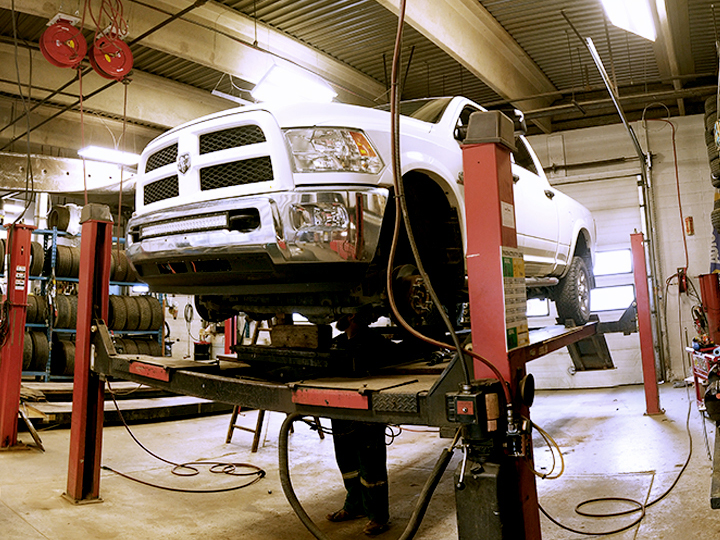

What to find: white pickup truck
left=126, top=96, right=596, bottom=327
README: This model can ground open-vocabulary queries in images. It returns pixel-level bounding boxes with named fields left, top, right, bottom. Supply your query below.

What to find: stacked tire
left=0, top=240, right=43, bottom=275
left=23, top=331, right=50, bottom=372
left=114, top=337, right=162, bottom=356
left=44, top=244, right=81, bottom=278
left=51, top=337, right=75, bottom=376
left=110, top=249, right=140, bottom=282
left=704, top=94, right=720, bottom=188
left=26, top=295, right=48, bottom=324
left=53, top=294, right=78, bottom=328
left=108, top=295, right=163, bottom=331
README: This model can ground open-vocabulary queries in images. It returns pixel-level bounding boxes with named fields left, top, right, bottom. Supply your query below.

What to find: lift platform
left=92, top=321, right=599, bottom=427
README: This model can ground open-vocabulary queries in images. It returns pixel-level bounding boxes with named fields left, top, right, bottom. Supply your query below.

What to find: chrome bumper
left=126, top=186, right=389, bottom=268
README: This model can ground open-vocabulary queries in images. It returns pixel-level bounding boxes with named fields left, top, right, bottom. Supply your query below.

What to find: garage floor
left=1, top=383, right=719, bottom=540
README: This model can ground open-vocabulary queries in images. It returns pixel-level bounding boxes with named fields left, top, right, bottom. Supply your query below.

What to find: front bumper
left=126, top=186, right=389, bottom=294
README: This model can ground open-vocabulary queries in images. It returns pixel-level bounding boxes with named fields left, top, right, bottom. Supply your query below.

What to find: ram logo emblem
left=177, top=153, right=191, bottom=174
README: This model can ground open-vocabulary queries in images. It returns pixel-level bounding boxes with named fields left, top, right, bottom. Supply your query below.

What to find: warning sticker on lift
left=502, top=248, right=529, bottom=350
left=14, top=265, right=26, bottom=291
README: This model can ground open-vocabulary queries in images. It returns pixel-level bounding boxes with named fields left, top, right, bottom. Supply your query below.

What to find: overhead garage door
left=525, top=170, right=645, bottom=389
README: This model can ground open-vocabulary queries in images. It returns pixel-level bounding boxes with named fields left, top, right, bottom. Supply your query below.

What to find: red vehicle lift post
left=64, top=204, right=113, bottom=503
left=461, top=112, right=540, bottom=539
left=630, top=232, right=662, bottom=415
left=0, top=223, right=35, bottom=449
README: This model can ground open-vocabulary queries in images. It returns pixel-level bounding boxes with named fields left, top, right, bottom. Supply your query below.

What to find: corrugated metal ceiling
left=0, top=0, right=718, bottom=136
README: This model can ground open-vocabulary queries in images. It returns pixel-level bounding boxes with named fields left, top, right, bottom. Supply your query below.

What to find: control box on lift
left=446, top=379, right=505, bottom=435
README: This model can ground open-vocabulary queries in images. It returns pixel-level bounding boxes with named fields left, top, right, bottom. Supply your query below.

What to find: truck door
left=512, top=137, right=560, bottom=276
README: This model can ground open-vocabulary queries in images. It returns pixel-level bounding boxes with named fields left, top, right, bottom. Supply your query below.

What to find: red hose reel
left=39, top=21, right=87, bottom=69
left=40, top=20, right=133, bottom=81
left=89, top=36, right=133, bottom=81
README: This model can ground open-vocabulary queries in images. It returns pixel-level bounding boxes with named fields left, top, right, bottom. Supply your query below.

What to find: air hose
left=278, top=414, right=456, bottom=540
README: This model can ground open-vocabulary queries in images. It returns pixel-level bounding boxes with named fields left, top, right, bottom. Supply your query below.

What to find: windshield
left=375, top=98, right=453, bottom=124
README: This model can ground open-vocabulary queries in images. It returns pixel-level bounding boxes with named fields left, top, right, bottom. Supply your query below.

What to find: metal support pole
left=630, top=232, right=663, bottom=415
left=0, top=224, right=35, bottom=448
left=64, top=205, right=113, bottom=503
left=461, top=112, right=540, bottom=540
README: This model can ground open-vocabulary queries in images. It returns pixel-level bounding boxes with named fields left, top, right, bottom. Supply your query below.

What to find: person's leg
left=328, top=419, right=365, bottom=519
left=357, top=422, right=390, bottom=531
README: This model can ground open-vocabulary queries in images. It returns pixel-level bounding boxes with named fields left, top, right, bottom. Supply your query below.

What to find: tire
left=123, top=296, right=141, bottom=331
left=707, top=127, right=717, bottom=147
left=30, top=242, right=44, bottom=276
left=554, top=256, right=592, bottom=326
left=54, top=295, right=71, bottom=328
left=23, top=331, right=33, bottom=370
left=48, top=206, right=71, bottom=231
left=707, top=95, right=718, bottom=116
left=707, top=112, right=718, bottom=133
left=109, top=295, right=127, bottom=330
left=712, top=208, right=720, bottom=231
left=712, top=156, right=720, bottom=178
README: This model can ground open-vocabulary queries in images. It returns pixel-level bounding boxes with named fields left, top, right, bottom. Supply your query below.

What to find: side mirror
left=454, top=125, right=468, bottom=141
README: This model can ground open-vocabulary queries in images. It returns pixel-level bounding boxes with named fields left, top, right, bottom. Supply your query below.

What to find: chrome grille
left=199, top=125, right=266, bottom=154
left=144, top=176, right=179, bottom=205
left=145, top=144, right=178, bottom=173
left=200, top=157, right=273, bottom=191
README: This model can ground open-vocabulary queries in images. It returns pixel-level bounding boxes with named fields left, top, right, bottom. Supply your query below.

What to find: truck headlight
left=284, top=128, right=384, bottom=174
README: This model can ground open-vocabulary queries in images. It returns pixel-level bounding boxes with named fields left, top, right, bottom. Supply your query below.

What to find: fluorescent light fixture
left=78, top=145, right=140, bottom=166
left=251, top=65, right=337, bottom=104
left=211, top=89, right=255, bottom=106
left=600, top=0, right=656, bottom=41
left=140, top=214, right=228, bottom=238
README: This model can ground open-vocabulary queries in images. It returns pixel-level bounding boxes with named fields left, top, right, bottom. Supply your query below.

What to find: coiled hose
left=278, top=413, right=455, bottom=540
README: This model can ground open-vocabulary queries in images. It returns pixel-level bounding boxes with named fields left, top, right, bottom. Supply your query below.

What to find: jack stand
left=0, top=224, right=35, bottom=450
left=64, top=204, right=113, bottom=504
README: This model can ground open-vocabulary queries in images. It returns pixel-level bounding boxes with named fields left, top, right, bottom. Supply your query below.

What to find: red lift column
left=0, top=224, right=35, bottom=448
left=630, top=232, right=662, bottom=415
left=461, top=112, right=540, bottom=540
left=65, top=204, right=113, bottom=503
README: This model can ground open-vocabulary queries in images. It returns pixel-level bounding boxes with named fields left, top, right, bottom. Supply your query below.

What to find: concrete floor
left=1, top=383, right=719, bottom=539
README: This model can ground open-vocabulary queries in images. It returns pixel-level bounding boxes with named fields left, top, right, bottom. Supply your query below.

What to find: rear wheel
left=554, top=256, right=591, bottom=325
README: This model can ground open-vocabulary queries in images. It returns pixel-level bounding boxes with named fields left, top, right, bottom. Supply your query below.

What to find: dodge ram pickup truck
left=126, top=96, right=596, bottom=327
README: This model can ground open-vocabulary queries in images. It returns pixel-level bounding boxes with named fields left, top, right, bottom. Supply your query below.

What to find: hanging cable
left=383, top=0, right=510, bottom=400
left=645, top=118, right=688, bottom=271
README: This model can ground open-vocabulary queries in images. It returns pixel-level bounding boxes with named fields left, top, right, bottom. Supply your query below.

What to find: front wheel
left=554, top=256, right=591, bottom=325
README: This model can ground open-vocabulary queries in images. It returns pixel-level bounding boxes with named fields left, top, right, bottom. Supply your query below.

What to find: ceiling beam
left=375, top=0, right=557, bottom=133
left=0, top=0, right=386, bottom=106
left=652, top=0, right=694, bottom=115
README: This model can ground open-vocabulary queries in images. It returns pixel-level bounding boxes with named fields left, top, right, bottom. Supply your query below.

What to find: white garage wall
left=527, top=114, right=713, bottom=388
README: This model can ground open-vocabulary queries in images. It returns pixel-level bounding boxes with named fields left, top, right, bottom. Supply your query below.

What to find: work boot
left=362, top=520, right=390, bottom=536
left=326, top=508, right=365, bottom=522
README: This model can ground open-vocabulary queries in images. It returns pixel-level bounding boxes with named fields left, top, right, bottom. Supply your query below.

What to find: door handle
left=544, top=189, right=555, bottom=199
left=512, top=174, right=520, bottom=184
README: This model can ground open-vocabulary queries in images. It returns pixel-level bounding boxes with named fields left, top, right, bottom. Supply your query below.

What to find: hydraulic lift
left=66, top=112, right=658, bottom=538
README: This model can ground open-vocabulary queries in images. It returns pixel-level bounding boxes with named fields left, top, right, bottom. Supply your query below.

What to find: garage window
left=594, top=249, right=632, bottom=275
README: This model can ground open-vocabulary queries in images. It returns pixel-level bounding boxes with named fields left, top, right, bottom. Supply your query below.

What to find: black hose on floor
left=278, top=413, right=455, bottom=540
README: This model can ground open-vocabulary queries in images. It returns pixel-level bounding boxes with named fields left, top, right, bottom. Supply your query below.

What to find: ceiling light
left=600, top=0, right=657, bottom=41
left=78, top=145, right=140, bottom=166
left=251, top=65, right=337, bottom=104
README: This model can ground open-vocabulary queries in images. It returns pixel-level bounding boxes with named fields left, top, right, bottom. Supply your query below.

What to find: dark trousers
left=331, top=419, right=389, bottom=523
